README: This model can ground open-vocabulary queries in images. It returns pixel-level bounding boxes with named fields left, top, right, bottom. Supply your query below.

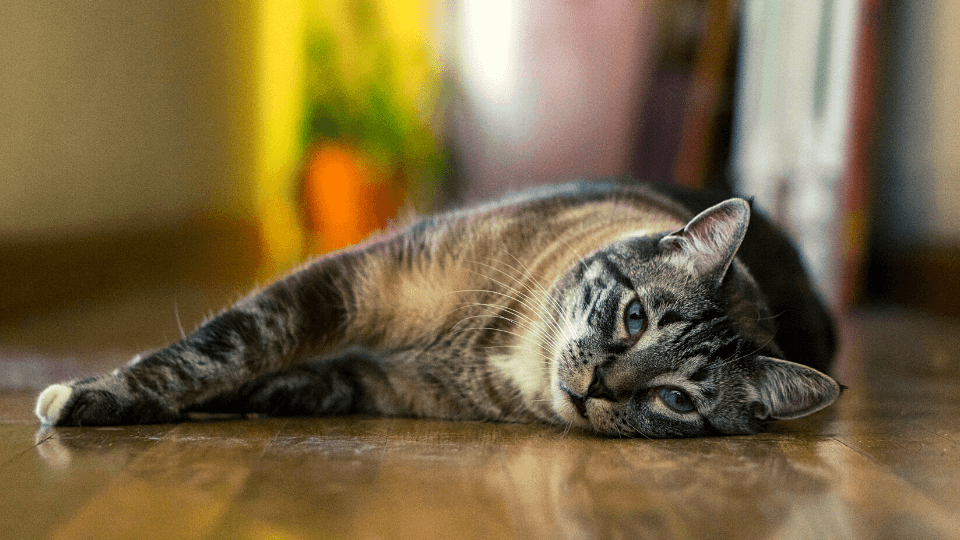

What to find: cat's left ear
left=659, top=198, right=750, bottom=285
left=752, top=356, right=841, bottom=420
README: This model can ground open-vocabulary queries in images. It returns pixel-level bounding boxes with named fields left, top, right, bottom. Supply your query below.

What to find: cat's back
left=432, top=181, right=691, bottom=249
left=455, top=180, right=687, bottom=221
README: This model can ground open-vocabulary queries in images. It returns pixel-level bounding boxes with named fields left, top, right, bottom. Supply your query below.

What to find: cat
left=35, top=181, right=841, bottom=438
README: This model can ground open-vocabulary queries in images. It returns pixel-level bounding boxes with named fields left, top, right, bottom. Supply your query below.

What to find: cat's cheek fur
left=583, top=403, right=617, bottom=435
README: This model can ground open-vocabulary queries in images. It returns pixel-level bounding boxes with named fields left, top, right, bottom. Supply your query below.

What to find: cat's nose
left=561, top=366, right=619, bottom=419
left=586, top=367, right=617, bottom=401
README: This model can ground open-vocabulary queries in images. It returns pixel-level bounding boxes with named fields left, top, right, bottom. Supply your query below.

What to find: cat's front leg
left=36, top=251, right=365, bottom=427
left=36, top=366, right=180, bottom=426
left=35, top=307, right=296, bottom=426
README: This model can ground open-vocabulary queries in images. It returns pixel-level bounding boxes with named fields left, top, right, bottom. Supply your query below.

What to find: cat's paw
left=36, top=381, right=178, bottom=426
left=36, top=384, right=73, bottom=425
left=35, top=384, right=118, bottom=426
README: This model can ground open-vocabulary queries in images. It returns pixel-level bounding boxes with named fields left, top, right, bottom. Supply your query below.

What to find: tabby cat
left=36, top=181, right=841, bottom=438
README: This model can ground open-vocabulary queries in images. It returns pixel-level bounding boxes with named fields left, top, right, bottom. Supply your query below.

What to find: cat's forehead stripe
left=671, top=312, right=727, bottom=346
left=658, top=310, right=684, bottom=326
left=591, top=254, right=634, bottom=291
left=689, top=365, right=711, bottom=382
left=674, top=320, right=738, bottom=359
left=643, top=288, right=678, bottom=313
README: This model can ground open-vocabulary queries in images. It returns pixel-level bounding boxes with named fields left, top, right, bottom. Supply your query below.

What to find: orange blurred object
left=302, top=142, right=405, bottom=253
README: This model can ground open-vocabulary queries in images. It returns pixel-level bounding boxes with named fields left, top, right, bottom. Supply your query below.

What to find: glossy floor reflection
left=2, top=309, right=959, bottom=539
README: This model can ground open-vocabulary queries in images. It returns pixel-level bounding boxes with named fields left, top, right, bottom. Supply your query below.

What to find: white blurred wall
left=449, top=0, right=661, bottom=202
left=732, top=0, right=860, bottom=305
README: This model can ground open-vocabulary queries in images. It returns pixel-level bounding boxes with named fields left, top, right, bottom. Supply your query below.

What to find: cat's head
left=549, top=198, right=841, bottom=437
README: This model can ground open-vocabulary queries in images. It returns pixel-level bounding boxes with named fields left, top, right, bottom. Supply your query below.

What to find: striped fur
left=36, top=181, right=840, bottom=437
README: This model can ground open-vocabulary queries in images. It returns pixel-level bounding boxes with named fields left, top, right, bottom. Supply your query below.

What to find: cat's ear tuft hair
left=660, top=198, right=750, bottom=284
left=752, top=356, right=841, bottom=420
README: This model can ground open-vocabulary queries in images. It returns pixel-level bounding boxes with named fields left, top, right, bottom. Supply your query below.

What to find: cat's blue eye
left=625, top=300, right=645, bottom=336
left=658, top=388, right=696, bottom=413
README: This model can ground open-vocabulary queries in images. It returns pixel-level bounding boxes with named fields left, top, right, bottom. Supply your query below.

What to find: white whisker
left=447, top=301, right=564, bottom=353
left=466, top=262, right=568, bottom=341
left=444, top=287, right=566, bottom=351
left=456, top=326, right=546, bottom=351
left=173, top=300, right=186, bottom=339
left=494, top=255, right=571, bottom=345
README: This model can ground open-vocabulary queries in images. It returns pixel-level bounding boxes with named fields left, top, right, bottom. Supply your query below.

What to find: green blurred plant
left=301, top=0, right=444, bottom=188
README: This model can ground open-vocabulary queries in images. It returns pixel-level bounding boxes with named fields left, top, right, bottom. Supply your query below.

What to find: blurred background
left=1, top=0, right=959, bottom=350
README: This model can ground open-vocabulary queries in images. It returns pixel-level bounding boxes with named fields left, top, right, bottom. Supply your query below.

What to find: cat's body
left=36, top=181, right=841, bottom=438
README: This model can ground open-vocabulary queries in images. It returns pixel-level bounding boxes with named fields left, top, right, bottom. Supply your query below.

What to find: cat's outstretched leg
left=36, top=252, right=366, bottom=427
left=187, top=354, right=400, bottom=418
left=36, top=377, right=180, bottom=426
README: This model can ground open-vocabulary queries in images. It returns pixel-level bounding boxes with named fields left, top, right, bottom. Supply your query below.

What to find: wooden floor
left=2, top=298, right=960, bottom=539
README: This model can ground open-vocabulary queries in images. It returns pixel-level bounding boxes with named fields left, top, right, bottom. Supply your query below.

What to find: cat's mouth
left=560, top=384, right=589, bottom=419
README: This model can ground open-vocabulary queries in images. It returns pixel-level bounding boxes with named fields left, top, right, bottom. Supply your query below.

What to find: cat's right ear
left=752, top=356, right=842, bottom=420
left=659, top=198, right=750, bottom=285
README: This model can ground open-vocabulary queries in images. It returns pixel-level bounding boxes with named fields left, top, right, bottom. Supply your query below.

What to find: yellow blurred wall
left=0, top=2, right=258, bottom=242
left=256, top=0, right=306, bottom=275
left=875, top=0, right=960, bottom=247
left=931, top=0, right=960, bottom=240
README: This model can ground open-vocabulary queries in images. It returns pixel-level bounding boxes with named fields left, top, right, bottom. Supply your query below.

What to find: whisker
left=726, top=335, right=777, bottom=366
left=477, top=344, right=554, bottom=364
left=451, top=303, right=564, bottom=353
left=455, top=326, right=546, bottom=351
left=755, top=310, right=786, bottom=322
left=463, top=300, right=545, bottom=336
left=466, top=262, right=568, bottom=341
left=482, top=250, right=582, bottom=354
left=475, top=256, right=565, bottom=320
left=173, top=300, right=186, bottom=339
left=455, top=305, right=539, bottom=338
left=624, top=418, right=652, bottom=440
left=445, top=288, right=566, bottom=351
left=490, top=254, right=564, bottom=314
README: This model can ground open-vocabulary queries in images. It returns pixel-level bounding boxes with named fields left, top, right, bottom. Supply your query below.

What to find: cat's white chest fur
left=488, top=331, right=558, bottom=422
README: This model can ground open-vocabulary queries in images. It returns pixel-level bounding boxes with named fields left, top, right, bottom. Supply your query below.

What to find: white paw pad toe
left=36, top=384, right=73, bottom=425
